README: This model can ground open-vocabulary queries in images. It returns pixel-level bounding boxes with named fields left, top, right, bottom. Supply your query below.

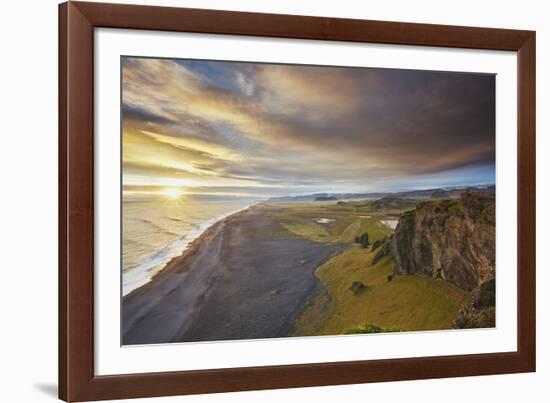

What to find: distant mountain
left=335, top=196, right=423, bottom=210
left=268, top=192, right=388, bottom=202
left=267, top=184, right=495, bottom=203
left=369, top=196, right=422, bottom=210
left=314, top=196, right=338, bottom=201
left=428, top=184, right=495, bottom=199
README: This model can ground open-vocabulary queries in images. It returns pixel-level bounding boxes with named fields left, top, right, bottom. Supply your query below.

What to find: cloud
left=256, top=64, right=373, bottom=118
left=122, top=57, right=495, bottom=196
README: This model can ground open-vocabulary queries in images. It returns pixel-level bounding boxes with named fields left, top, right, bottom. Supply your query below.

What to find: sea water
left=122, top=198, right=254, bottom=296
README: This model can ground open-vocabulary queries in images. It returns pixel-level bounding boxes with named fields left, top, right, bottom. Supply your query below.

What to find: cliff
left=390, top=192, right=495, bottom=291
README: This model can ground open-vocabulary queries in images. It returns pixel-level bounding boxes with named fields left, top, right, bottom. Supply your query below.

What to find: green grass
left=293, top=246, right=470, bottom=336
left=264, top=202, right=394, bottom=244
left=448, top=200, right=465, bottom=218
left=345, top=323, right=401, bottom=334
left=262, top=200, right=471, bottom=336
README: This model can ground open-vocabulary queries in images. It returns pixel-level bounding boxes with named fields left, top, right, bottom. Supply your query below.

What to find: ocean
left=122, top=198, right=255, bottom=296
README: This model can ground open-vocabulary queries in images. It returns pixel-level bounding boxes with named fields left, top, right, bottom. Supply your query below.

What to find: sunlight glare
left=163, top=188, right=183, bottom=199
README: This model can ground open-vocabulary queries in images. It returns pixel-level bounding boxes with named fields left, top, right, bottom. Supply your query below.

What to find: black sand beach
left=122, top=205, right=344, bottom=345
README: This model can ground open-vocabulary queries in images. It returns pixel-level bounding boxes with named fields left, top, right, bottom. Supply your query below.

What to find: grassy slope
left=262, top=200, right=470, bottom=335
left=294, top=246, right=470, bottom=336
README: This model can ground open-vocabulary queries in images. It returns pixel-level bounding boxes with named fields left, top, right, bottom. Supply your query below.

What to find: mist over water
left=122, top=198, right=254, bottom=296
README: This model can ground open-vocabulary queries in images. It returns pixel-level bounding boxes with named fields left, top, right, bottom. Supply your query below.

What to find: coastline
left=122, top=202, right=257, bottom=296
left=122, top=204, right=346, bottom=345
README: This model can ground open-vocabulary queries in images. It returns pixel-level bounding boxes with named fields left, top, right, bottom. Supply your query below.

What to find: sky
left=122, top=57, right=495, bottom=200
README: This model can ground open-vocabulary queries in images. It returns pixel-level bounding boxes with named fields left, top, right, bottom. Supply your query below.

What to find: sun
left=162, top=188, right=183, bottom=199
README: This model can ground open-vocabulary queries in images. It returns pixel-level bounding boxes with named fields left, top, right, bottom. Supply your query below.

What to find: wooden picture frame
left=59, top=1, right=536, bottom=401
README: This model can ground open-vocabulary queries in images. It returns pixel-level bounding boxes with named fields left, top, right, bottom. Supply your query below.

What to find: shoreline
left=123, top=204, right=256, bottom=300
left=122, top=204, right=346, bottom=345
left=123, top=202, right=257, bottom=296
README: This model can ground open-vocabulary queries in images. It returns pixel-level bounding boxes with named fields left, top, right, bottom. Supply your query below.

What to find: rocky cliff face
left=390, top=192, right=495, bottom=291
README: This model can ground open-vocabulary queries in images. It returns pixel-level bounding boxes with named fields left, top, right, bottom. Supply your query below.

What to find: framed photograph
left=59, top=1, right=536, bottom=401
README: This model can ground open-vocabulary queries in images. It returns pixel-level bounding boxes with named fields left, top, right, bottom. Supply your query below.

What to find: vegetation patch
left=448, top=200, right=465, bottom=218
left=265, top=202, right=392, bottom=244
left=345, top=323, right=401, bottom=334
left=293, top=246, right=470, bottom=336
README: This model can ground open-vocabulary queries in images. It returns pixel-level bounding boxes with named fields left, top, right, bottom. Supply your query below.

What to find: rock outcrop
left=390, top=192, right=495, bottom=291
left=453, top=278, right=496, bottom=328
